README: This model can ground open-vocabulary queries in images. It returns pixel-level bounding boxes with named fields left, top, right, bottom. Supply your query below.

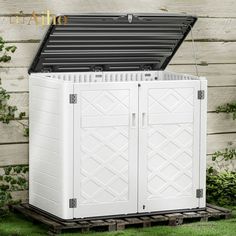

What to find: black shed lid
left=29, top=14, right=197, bottom=73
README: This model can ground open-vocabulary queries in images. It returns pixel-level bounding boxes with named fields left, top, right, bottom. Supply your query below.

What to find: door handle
left=131, top=113, right=136, bottom=128
left=142, top=112, right=146, bottom=128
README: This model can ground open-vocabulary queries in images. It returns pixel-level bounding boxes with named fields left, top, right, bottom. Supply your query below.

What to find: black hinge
left=69, top=94, right=77, bottom=104
left=196, top=189, right=203, bottom=198
left=198, top=90, right=205, bottom=100
left=69, top=198, right=77, bottom=208
left=41, top=67, right=52, bottom=73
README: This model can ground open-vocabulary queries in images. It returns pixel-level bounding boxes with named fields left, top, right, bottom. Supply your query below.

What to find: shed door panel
left=138, top=81, right=201, bottom=212
left=74, top=83, right=138, bottom=218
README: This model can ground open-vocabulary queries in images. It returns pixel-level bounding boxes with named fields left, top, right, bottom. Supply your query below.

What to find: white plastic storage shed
left=29, top=14, right=207, bottom=220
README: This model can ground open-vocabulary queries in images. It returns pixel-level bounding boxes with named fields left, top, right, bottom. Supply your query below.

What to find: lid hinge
left=128, top=14, right=133, bottom=23
left=41, top=67, right=52, bottom=73
left=196, top=189, right=203, bottom=198
left=69, top=94, right=77, bottom=104
left=198, top=90, right=205, bottom=100
left=69, top=198, right=77, bottom=208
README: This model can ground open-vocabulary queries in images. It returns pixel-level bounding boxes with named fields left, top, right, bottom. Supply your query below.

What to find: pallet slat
left=183, top=212, right=201, bottom=218
left=206, top=203, right=231, bottom=213
left=151, top=215, right=168, bottom=221
left=12, top=205, right=62, bottom=228
left=206, top=207, right=223, bottom=215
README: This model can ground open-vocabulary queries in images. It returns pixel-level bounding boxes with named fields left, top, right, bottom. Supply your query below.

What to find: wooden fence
left=0, top=0, right=236, bottom=202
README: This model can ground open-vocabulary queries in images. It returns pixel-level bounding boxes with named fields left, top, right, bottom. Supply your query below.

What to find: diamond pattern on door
left=149, top=88, right=193, bottom=114
left=147, top=123, right=193, bottom=200
left=146, top=86, right=194, bottom=200
left=74, top=84, right=138, bottom=218
left=79, top=88, right=131, bottom=203
left=137, top=81, right=201, bottom=213
left=81, top=90, right=129, bottom=116
left=80, top=126, right=129, bottom=204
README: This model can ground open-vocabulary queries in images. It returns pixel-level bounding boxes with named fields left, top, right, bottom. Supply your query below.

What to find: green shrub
left=0, top=36, right=29, bottom=215
left=216, top=102, right=236, bottom=120
left=206, top=167, right=236, bottom=206
left=0, top=165, right=28, bottom=216
left=212, top=148, right=236, bottom=162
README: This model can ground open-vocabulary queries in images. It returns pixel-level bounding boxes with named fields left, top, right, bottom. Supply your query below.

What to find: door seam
left=137, top=83, right=140, bottom=213
left=72, top=83, right=75, bottom=218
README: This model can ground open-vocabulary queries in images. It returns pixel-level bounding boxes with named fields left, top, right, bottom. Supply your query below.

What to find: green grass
left=0, top=207, right=235, bottom=236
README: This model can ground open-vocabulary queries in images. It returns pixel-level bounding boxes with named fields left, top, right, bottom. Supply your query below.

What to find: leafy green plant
left=206, top=168, right=236, bottom=206
left=213, top=105, right=235, bottom=164
left=0, top=87, right=17, bottom=123
left=0, top=36, right=28, bottom=135
left=0, top=165, right=29, bottom=216
left=0, top=37, right=16, bottom=63
left=216, top=102, right=236, bottom=120
left=206, top=101, right=236, bottom=206
left=0, top=86, right=27, bottom=125
left=0, top=36, right=29, bottom=214
left=212, top=148, right=236, bottom=162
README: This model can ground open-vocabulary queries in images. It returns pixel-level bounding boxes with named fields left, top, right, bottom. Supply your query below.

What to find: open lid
left=29, top=14, right=197, bottom=73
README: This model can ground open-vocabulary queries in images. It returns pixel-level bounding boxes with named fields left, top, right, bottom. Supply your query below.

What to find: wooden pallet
left=11, top=203, right=232, bottom=235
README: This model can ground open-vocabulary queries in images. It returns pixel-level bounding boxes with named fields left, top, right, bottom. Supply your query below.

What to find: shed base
left=11, top=203, right=231, bottom=235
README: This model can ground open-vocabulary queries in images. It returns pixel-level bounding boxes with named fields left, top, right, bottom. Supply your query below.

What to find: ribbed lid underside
left=29, top=14, right=197, bottom=73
